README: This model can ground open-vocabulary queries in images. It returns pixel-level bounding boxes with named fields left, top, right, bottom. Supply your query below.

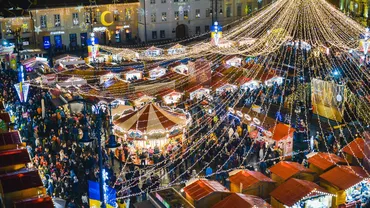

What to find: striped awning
left=114, top=103, right=187, bottom=134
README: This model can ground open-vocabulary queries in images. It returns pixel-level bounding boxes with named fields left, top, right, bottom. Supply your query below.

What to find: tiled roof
left=213, top=193, right=271, bottom=208
left=307, top=152, right=346, bottom=171
left=183, top=179, right=230, bottom=201
left=269, top=161, right=314, bottom=180
left=270, top=178, right=330, bottom=206
left=229, top=170, right=274, bottom=189
left=319, top=166, right=368, bottom=190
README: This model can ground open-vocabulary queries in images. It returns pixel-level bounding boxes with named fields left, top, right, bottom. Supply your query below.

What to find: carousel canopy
left=114, top=103, right=187, bottom=134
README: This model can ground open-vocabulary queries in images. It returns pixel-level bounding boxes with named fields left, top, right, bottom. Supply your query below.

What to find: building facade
left=137, top=0, right=272, bottom=42
left=28, top=3, right=139, bottom=50
left=329, top=0, right=370, bottom=26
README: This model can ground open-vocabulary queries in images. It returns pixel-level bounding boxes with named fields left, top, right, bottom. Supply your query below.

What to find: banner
left=311, top=78, right=346, bottom=122
left=88, top=180, right=116, bottom=208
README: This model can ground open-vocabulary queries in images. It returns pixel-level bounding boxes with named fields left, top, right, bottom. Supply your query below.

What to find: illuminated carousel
left=113, top=103, right=191, bottom=160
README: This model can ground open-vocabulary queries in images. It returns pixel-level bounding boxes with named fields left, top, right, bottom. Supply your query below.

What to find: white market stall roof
left=225, top=57, right=242, bottom=66
left=57, top=76, right=87, bottom=87
left=114, top=103, right=188, bottom=135
left=173, top=64, right=189, bottom=75
left=149, top=66, right=167, bottom=79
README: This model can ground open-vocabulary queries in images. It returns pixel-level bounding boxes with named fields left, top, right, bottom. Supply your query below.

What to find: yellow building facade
left=28, top=2, right=139, bottom=49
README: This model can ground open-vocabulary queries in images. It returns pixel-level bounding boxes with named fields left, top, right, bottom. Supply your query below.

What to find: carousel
left=114, top=102, right=190, bottom=149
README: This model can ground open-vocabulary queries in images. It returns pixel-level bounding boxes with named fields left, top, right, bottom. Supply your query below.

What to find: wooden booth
left=307, top=152, right=346, bottom=176
left=0, top=131, right=25, bottom=151
left=0, top=169, right=46, bottom=207
left=14, top=196, right=54, bottom=208
left=213, top=193, right=271, bottom=208
left=0, top=149, right=31, bottom=173
left=228, top=169, right=275, bottom=200
left=269, top=161, right=316, bottom=185
left=270, top=178, right=334, bottom=208
left=319, top=165, right=369, bottom=207
left=183, top=179, right=231, bottom=208
left=341, top=138, right=365, bottom=166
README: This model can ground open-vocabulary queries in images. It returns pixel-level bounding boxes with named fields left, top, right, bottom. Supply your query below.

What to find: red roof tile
left=308, top=152, right=346, bottom=171
left=229, top=170, right=274, bottom=189
left=213, top=193, right=271, bottom=208
left=14, top=196, right=54, bottom=208
left=269, top=161, right=314, bottom=180
left=183, top=179, right=230, bottom=201
left=319, top=166, right=368, bottom=190
left=342, top=138, right=365, bottom=159
left=270, top=178, right=330, bottom=206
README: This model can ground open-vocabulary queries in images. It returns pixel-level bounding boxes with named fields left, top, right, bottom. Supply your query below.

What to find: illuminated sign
left=43, top=36, right=51, bottom=50
left=50, top=31, right=65, bottom=35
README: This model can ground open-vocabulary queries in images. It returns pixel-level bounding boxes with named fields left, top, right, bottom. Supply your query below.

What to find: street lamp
left=69, top=99, right=120, bottom=208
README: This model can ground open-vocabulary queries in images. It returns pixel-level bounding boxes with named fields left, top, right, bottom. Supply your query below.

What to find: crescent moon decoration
left=101, top=11, right=113, bottom=27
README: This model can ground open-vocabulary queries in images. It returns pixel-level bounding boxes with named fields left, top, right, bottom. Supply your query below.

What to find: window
left=184, top=10, right=188, bottom=19
left=246, top=4, right=252, bottom=14
left=174, top=11, right=179, bottom=20
left=160, top=30, right=165, bottom=38
left=195, top=9, right=200, bottom=18
left=72, top=13, right=79, bottom=26
left=196, top=26, right=201, bottom=35
left=152, top=31, right=157, bottom=39
left=205, top=25, right=210, bottom=32
left=161, top=0, right=166, bottom=3
left=126, top=9, right=132, bottom=20
left=54, top=14, right=61, bottom=27
left=150, top=0, right=155, bottom=4
left=40, top=15, right=47, bottom=28
left=85, top=12, right=90, bottom=24
left=174, top=0, right=178, bottom=2
left=226, top=4, right=231, bottom=17
left=206, top=9, right=210, bottom=17
left=237, top=3, right=242, bottom=16
left=162, top=12, right=167, bottom=21
left=151, top=13, right=156, bottom=22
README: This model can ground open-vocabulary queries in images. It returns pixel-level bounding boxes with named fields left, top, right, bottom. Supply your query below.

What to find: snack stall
left=173, top=64, right=189, bottom=75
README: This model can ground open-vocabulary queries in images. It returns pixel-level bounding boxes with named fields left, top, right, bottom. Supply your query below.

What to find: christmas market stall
left=148, top=66, right=167, bottom=80
left=21, top=57, right=49, bottom=73
left=319, top=165, right=370, bottom=207
left=0, top=149, right=31, bottom=173
left=172, top=63, right=189, bottom=75
left=269, top=161, right=316, bottom=185
left=167, top=43, right=186, bottom=55
left=56, top=76, right=87, bottom=87
left=228, top=169, right=275, bottom=200
left=148, top=188, right=194, bottom=208
left=183, top=179, right=231, bottom=208
left=307, top=152, right=346, bottom=176
left=0, top=131, right=25, bottom=151
left=270, top=178, right=334, bottom=208
left=266, top=123, right=296, bottom=157
left=225, top=56, right=243, bottom=67
left=54, top=54, right=80, bottom=65
left=124, top=69, right=143, bottom=81
left=157, top=89, right=183, bottom=105
left=13, top=196, right=54, bottom=208
left=341, top=137, right=365, bottom=166
left=213, top=193, right=271, bottom=208
left=99, top=72, right=121, bottom=84
left=110, top=99, right=133, bottom=119
left=211, top=72, right=238, bottom=94
left=102, top=77, right=128, bottom=96
left=0, top=169, right=46, bottom=207
left=186, top=86, right=212, bottom=101
left=143, top=46, right=163, bottom=57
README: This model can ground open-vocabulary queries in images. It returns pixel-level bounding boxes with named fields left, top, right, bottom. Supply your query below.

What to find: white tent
left=57, top=76, right=87, bottom=87
left=173, top=64, right=189, bottom=75
left=226, top=57, right=242, bottom=67
left=241, top=80, right=261, bottom=90
left=124, top=70, right=143, bottom=81
left=149, top=66, right=166, bottom=79
left=265, top=76, right=284, bottom=87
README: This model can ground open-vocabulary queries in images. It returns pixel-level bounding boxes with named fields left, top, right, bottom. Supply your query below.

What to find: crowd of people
left=0, top=58, right=362, bottom=208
